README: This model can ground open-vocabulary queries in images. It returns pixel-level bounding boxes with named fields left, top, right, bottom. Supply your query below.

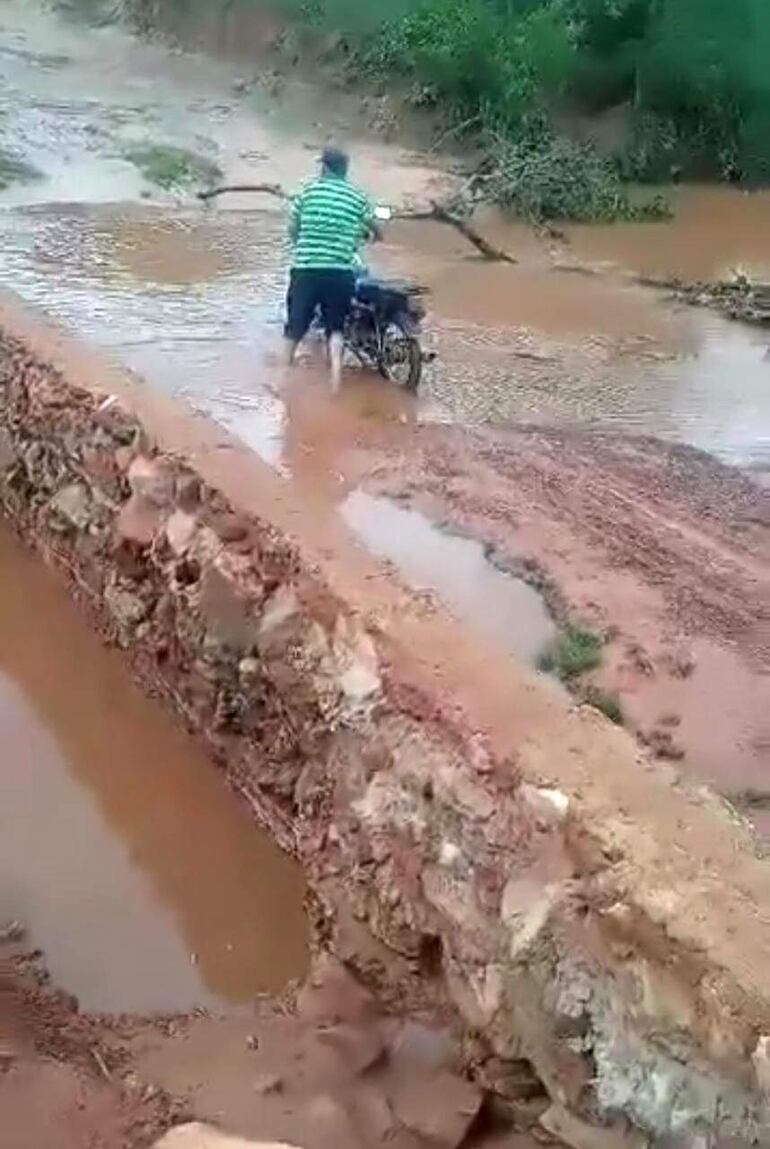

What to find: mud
left=1, top=299, right=770, bottom=1145
left=353, top=422, right=769, bottom=831
left=0, top=956, right=179, bottom=1148
left=0, top=516, right=308, bottom=1013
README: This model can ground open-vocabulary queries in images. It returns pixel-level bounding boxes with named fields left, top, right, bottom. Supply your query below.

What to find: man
left=284, top=147, right=380, bottom=390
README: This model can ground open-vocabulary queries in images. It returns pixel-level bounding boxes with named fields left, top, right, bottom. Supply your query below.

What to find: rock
left=331, top=614, right=381, bottom=712
left=349, top=1083, right=397, bottom=1141
left=252, top=1073, right=283, bottom=1095
left=47, top=483, right=92, bottom=531
left=199, top=558, right=259, bottom=653
left=752, top=1035, right=770, bottom=1095
left=297, top=954, right=377, bottom=1028
left=521, top=784, right=570, bottom=825
left=388, top=1020, right=455, bottom=1073
left=213, top=514, right=249, bottom=544
left=0, top=920, right=25, bottom=943
left=166, top=509, right=197, bottom=556
left=389, top=1068, right=483, bottom=1148
left=115, top=494, right=165, bottom=547
left=104, top=583, right=149, bottom=631
left=314, top=1021, right=386, bottom=1074
left=501, top=876, right=559, bottom=960
left=127, top=455, right=174, bottom=507
left=0, top=426, right=16, bottom=470
left=539, top=1104, right=646, bottom=1149
left=153, top=1126, right=301, bottom=1149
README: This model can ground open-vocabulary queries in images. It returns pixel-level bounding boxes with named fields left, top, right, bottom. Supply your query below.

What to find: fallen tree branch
left=199, top=184, right=517, bottom=262
left=397, top=200, right=517, bottom=263
left=638, top=272, right=770, bottom=327
left=198, top=182, right=289, bottom=202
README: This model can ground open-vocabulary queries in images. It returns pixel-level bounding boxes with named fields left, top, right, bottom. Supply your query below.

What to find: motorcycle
left=311, top=206, right=432, bottom=393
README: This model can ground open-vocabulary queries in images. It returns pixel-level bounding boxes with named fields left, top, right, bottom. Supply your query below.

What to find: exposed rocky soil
left=1, top=937, right=542, bottom=1149
left=284, top=387, right=769, bottom=836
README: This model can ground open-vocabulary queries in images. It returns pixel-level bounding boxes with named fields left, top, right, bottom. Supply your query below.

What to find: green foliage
left=538, top=625, right=604, bottom=680
left=582, top=684, right=625, bottom=725
left=111, top=0, right=770, bottom=206
left=479, top=129, right=669, bottom=220
left=126, top=144, right=222, bottom=190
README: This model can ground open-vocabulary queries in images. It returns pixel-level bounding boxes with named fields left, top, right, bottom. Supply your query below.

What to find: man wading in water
left=284, top=147, right=381, bottom=391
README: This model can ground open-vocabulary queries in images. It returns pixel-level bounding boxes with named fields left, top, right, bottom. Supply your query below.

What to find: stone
left=521, top=785, right=570, bottom=825
left=252, top=1073, right=283, bottom=1095
left=115, top=494, right=165, bottom=548
left=213, top=514, right=249, bottom=544
left=166, top=509, right=198, bottom=556
left=0, top=426, right=16, bottom=470
left=330, top=615, right=381, bottom=711
left=258, top=585, right=302, bottom=654
left=388, top=1021, right=455, bottom=1073
left=389, top=1068, right=483, bottom=1147
left=153, top=1126, right=301, bottom=1149
left=47, top=483, right=92, bottom=531
left=539, top=1104, right=646, bottom=1149
left=199, top=558, right=258, bottom=653
left=104, top=583, right=149, bottom=631
left=752, top=1035, right=770, bottom=1095
left=297, top=954, right=377, bottom=1027
left=127, top=454, right=174, bottom=507
left=501, top=877, right=559, bottom=960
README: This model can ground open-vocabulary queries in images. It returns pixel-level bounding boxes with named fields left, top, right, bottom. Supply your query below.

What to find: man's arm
left=288, top=190, right=303, bottom=243
left=363, top=196, right=383, bottom=243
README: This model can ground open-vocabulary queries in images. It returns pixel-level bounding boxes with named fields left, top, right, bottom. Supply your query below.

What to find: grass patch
left=538, top=625, right=603, bottom=682
left=126, top=144, right=222, bottom=191
left=0, top=148, right=43, bottom=191
left=582, top=685, right=625, bottom=726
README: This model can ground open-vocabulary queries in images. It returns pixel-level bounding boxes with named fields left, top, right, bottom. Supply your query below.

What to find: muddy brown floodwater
left=0, top=519, right=308, bottom=1014
left=341, top=490, right=556, bottom=664
left=0, top=0, right=769, bottom=470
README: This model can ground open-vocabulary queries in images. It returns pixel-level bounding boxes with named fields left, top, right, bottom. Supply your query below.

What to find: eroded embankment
left=0, top=293, right=769, bottom=1144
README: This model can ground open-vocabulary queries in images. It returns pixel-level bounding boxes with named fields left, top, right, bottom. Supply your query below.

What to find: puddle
left=0, top=520, right=308, bottom=1014
left=341, top=491, right=556, bottom=665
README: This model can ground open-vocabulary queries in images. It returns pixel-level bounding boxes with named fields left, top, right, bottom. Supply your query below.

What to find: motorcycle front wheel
left=378, top=314, right=422, bottom=393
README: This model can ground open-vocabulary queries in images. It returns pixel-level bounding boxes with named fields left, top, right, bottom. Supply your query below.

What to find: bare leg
left=329, top=332, right=344, bottom=392
left=284, top=337, right=300, bottom=366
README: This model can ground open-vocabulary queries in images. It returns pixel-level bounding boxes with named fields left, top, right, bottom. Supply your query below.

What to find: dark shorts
left=284, top=268, right=355, bottom=342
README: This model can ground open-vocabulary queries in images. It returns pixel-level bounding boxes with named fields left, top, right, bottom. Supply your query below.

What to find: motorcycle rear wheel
left=379, top=314, right=422, bottom=392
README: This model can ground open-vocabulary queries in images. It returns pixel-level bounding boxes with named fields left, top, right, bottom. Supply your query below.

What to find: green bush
left=110, top=0, right=770, bottom=200
left=538, top=625, right=604, bottom=680
left=126, top=144, right=222, bottom=190
left=478, top=127, right=671, bottom=220
left=582, top=684, right=625, bottom=725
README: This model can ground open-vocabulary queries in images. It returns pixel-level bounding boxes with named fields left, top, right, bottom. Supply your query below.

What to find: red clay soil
left=281, top=386, right=768, bottom=832
left=0, top=955, right=178, bottom=1149
left=0, top=945, right=541, bottom=1149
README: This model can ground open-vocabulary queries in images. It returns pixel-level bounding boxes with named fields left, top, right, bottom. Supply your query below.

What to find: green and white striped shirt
left=290, top=175, right=375, bottom=270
